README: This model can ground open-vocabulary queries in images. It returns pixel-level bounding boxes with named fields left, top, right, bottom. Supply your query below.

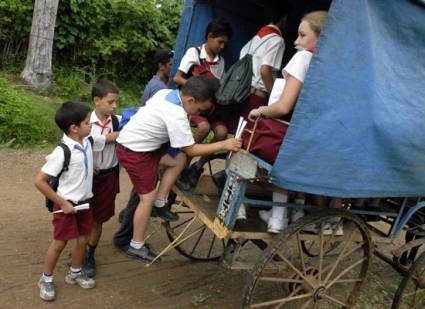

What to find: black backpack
left=215, top=34, right=279, bottom=106
left=45, top=136, right=94, bottom=212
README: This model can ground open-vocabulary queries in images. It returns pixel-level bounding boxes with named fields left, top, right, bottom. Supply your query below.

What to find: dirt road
left=0, top=148, right=404, bottom=308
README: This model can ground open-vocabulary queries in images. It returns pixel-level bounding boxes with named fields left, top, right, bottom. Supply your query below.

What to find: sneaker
left=236, top=204, right=247, bottom=220
left=333, top=224, right=344, bottom=236
left=267, top=217, right=288, bottom=234
left=65, top=269, right=95, bottom=289
left=153, top=206, right=179, bottom=222
left=38, top=276, right=55, bottom=301
left=125, top=244, right=160, bottom=264
left=258, top=209, right=271, bottom=223
left=291, top=209, right=305, bottom=223
left=322, top=223, right=333, bottom=236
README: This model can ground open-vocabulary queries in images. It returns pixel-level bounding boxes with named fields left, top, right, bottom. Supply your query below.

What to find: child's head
left=55, top=101, right=91, bottom=137
left=181, top=75, right=216, bottom=115
left=91, top=79, right=119, bottom=117
left=295, top=11, right=328, bottom=52
left=152, top=49, right=174, bottom=78
left=205, top=18, right=233, bottom=56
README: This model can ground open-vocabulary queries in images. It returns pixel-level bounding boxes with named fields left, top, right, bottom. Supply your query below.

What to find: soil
left=0, top=148, right=407, bottom=308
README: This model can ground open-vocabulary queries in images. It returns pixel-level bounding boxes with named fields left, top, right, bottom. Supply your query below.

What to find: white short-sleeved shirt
left=41, top=134, right=106, bottom=204
left=116, top=89, right=195, bottom=152
left=90, top=112, right=121, bottom=170
left=282, top=50, right=313, bottom=83
left=240, top=24, right=285, bottom=92
left=177, top=44, right=225, bottom=79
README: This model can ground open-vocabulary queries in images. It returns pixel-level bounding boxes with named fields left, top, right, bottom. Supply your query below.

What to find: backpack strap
left=88, top=136, right=94, bottom=147
left=249, top=34, right=279, bottom=56
left=111, top=114, right=119, bottom=132
left=58, top=143, right=71, bottom=175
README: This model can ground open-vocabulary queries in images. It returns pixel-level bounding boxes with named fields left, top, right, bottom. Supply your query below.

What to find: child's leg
left=43, top=239, right=67, bottom=275
left=88, top=222, right=102, bottom=248
left=157, top=152, right=186, bottom=201
left=212, top=124, right=228, bottom=142
left=193, top=121, right=211, bottom=144
left=71, top=235, right=89, bottom=269
left=132, top=189, right=157, bottom=242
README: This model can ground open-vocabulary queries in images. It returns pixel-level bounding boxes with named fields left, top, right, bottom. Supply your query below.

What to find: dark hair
left=55, top=101, right=91, bottom=134
left=151, top=48, right=173, bottom=74
left=205, top=18, right=233, bottom=40
left=263, top=1, right=289, bottom=24
left=91, top=79, right=119, bottom=99
left=181, top=75, right=216, bottom=102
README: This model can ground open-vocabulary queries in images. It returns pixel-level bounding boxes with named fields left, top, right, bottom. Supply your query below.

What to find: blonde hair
left=302, top=11, right=328, bottom=36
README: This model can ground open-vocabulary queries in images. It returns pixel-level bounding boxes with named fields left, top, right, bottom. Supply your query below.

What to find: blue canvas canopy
left=272, top=0, right=425, bottom=197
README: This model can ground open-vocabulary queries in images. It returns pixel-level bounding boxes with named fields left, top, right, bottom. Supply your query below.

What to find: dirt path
left=0, top=149, right=405, bottom=308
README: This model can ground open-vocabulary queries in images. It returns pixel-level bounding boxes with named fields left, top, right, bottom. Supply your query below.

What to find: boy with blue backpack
left=34, top=101, right=117, bottom=301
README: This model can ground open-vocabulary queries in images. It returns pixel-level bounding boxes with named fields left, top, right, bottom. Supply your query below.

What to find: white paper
left=268, top=78, right=286, bottom=106
left=53, top=203, right=90, bottom=214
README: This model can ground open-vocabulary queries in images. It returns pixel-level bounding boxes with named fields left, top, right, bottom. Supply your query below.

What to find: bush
left=0, top=75, right=62, bottom=147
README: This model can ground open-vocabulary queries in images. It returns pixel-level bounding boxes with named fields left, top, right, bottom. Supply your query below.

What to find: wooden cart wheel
left=242, top=209, right=372, bottom=308
left=392, top=251, right=425, bottom=309
left=164, top=153, right=227, bottom=261
left=164, top=202, right=226, bottom=261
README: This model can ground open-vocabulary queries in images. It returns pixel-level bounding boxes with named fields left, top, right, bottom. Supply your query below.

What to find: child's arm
left=181, top=137, right=241, bottom=157
left=173, top=70, right=187, bottom=87
left=260, top=64, right=274, bottom=93
left=34, top=171, right=75, bottom=214
left=105, top=131, right=119, bottom=143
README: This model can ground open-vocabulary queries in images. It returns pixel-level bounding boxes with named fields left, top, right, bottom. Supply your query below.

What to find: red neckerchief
left=94, top=118, right=111, bottom=162
left=256, top=25, right=281, bottom=38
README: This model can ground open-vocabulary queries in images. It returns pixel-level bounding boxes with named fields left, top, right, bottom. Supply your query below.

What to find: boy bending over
left=116, top=75, right=241, bottom=263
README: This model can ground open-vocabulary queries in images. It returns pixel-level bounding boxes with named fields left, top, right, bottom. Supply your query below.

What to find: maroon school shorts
left=116, top=144, right=165, bottom=195
left=91, top=167, right=120, bottom=223
left=52, top=203, right=93, bottom=240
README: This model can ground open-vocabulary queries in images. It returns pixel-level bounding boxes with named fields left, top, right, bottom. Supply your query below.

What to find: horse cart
left=149, top=0, right=425, bottom=307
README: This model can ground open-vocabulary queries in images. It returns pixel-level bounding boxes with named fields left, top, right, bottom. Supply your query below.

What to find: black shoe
left=83, top=252, right=96, bottom=278
left=125, top=244, right=160, bottom=264
left=187, top=165, right=204, bottom=187
left=175, top=178, right=191, bottom=191
left=154, top=206, right=179, bottom=222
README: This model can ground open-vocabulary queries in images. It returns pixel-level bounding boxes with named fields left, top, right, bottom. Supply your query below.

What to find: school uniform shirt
left=90, top=112, right=121, bottom=170
left=140, top=75, right=167, bottom=106
left=177, top=44, right=225, bottom=79
left=282, top=50, right=313, bottom=83
left=240, top=24, right=285, bottom=92
left=41, top=134, right=106, bottom=204
left=116, top=89, right=195, bottom=152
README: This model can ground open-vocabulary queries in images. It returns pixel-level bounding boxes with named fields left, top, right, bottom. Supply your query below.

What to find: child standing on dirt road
left=116, top=75, right=241, bottom=264
left=82, top=80, right=121, bottom=278
left=34, top=101, right=117, bottom=301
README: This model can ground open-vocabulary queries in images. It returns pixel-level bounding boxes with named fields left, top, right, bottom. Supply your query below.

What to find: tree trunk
left=21, top=0, right=59, bottom=94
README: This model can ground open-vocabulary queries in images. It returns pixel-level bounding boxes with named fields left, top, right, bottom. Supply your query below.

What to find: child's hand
left=222, top=138, right=242, bottom=152
left=60, top=201, right=76, bottom=215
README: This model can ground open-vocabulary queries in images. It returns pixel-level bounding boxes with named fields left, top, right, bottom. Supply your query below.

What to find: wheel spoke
left=296, top=232, right=307, bottom=275
left=323, top=229, right=358, bottom=284
left=318, top=222, right=324, bottom=282
left=325, top=257, right=367, bottom=289
left=275, top=252, right=316, bottom=289
left=207, top=234, right=216, bottom=258
left=251, top=293, right=313, bottom=308
left=258, top=276, right=303, bottom=283
left=322, top=293, right=348, bottom=307
left=190, top=225, right=206, bottom=255
left=300, top=298, right=313, bottom=309
left=172, top=216, right=196, bottom=230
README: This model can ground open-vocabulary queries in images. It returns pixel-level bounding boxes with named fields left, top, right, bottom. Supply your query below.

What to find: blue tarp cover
left=272, top=0, right=425, bottom=197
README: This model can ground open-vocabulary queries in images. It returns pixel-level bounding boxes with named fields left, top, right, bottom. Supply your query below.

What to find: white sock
left=130, top=239, right=145, bottom=249
left=154, top=199, right=166, bottom=208
left=70, top=267, right=81, bottom=273
left=271, top=192, right=288, bottom=219
left=295, top=198, right=305, bottom=205
left=42, top=273, right=53, bottom=282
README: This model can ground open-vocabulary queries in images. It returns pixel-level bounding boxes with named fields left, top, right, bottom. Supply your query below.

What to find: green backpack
left=215, top=34, right=279, bottom=106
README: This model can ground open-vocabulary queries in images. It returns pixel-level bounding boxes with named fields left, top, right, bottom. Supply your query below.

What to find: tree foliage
left=0, top=0, right=184, bottom=84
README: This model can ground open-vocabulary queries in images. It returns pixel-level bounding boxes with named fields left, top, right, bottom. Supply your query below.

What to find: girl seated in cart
left=240, top=10, right=329, bottom=233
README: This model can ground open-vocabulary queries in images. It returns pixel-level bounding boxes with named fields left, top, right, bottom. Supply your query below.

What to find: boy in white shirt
left=116, top=76, right=241, bottom=263
left=34, top=101, right=115, bottom=301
